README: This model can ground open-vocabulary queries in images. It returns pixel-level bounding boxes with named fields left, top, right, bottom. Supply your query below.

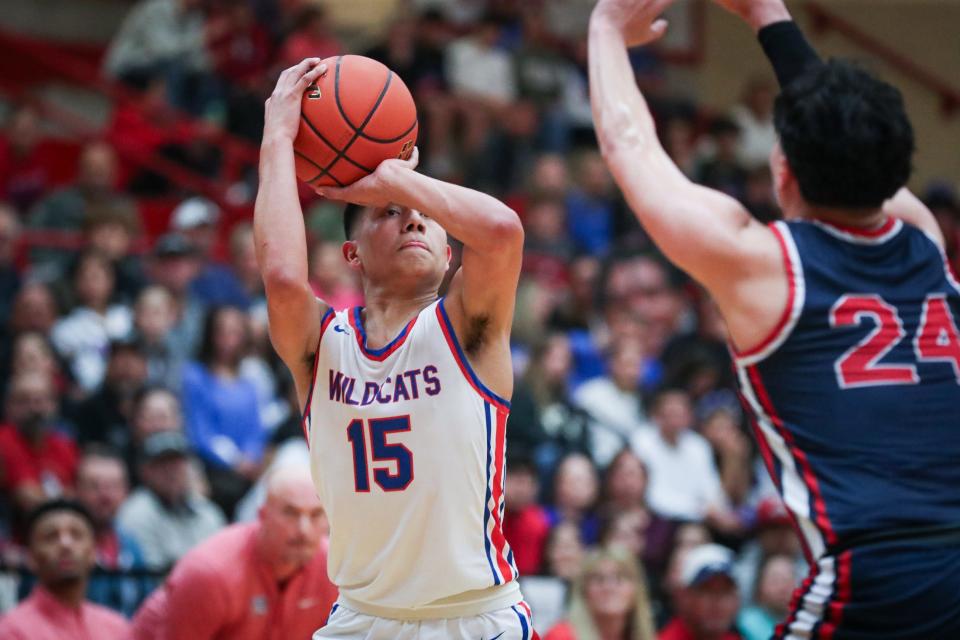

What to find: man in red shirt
left=129, top=464, right=338, bottom=640
left=0, top=499, right=129, bottom=639
left=660, top=544, right=743, bottom=640
left=0, top=371, right=79, bottom=513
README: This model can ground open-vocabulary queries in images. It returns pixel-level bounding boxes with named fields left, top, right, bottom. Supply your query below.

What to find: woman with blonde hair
left=545, top=546, right=656, bottom=640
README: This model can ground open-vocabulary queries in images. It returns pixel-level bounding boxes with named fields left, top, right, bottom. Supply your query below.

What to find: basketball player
left=589, top=0, right=960, bottom=637
left=255, top=59, right=534, bottom=639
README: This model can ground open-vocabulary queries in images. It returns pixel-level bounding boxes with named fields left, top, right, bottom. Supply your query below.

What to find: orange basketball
left=293, top=55, right=419, bottom=188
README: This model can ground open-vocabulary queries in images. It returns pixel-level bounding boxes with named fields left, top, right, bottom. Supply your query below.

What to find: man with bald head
left=129, top=464, right=337, bottom=640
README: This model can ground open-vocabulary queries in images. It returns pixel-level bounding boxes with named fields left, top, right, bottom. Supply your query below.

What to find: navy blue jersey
left=734, top=218, right=960, bottom=562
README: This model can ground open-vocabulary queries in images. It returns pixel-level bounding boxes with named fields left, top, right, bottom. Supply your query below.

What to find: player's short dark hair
left=774, top=59, right=913, bottom=210
left=26, top=499, right=95, bottom=542
left=343, top=203, right=367, bottom=240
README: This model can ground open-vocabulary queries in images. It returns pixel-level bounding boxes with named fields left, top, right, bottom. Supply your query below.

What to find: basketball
left=293, top=55, right=419, bottom=189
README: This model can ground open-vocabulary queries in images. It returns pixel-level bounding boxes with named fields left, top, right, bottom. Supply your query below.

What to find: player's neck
left=802, top=204, right=886, bottom=229
left=360, top=289, right=437, bottom=346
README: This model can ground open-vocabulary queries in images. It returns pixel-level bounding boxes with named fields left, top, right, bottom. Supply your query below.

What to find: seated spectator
left=5, top=331, right=70, bottom=399
left=695, top=118, right=747, bottom=201
left=278, top=5, right=343, bottom=68
left=732, top=497, right=805, bottom=602
left=546, top=452, right=600, bottom=545
left=599, top=449, right=677, bottom=580
left=565, top=152, right=618, bottom=257
left=696, top=392, right=752, bottom=511
left=81, top=202, right=145, bottom=302
left=116, top=431, right=225, bottom=568
left=0, top=372, right=78, bottom=514
left=147, top=233, right=206, bottom=360
left=522, top=195, right=575, bottom=282
left=730, top=77, right=776, bottom=169
left=133, top=286, right=184, bottom=389
left=503, top=454, right=551, bottom=576
left=0, top=104, right=57, bottom=213
left=27, top=141, right=133, bottom=274
left=106, top=76, right=218, bottom=195
left=574, top=337, right=651, bottom=465
left=104, top=0, right=214, bottom=116
left=522, top=520, right=587, bottom=636
left=74, top=445, right=150, bottom=616
left=659, top=544, right=742, bottom=640
left=0, top=500, right=129, bottom=639
left=69, top=339, right=148, bottom=451
left=6, top=281, right=59, bottom=338
left=545, top=547, right=656, bottom=640
left=737, top=554, right=797, bottom=640
left=171, top=198, right=233, bottom=304
left=188, top=219, right=263, bottom=311
left=0, top=203, right=21, bottom=326
left=130, top=465, right=337, bottom=640
left=509, top=332, right=590, bottom=468
left=631, top=389, right=729, bottom=524
left=50, top=251, right=134, bottom=393
left=181, top=305, right=265, bottom=516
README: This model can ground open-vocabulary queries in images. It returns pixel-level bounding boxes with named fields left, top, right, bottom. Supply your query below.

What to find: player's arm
left=588, top=0, right=779, bottom=293
left=715, top=0, right=944, bottom=246
left=255, top=58, right=330, bottom=393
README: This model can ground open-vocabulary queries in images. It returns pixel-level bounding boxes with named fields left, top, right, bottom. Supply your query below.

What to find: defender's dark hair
left=774, top=59, right=914, bottom=210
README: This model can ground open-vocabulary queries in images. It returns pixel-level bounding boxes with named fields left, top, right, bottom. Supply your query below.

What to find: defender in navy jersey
left=590, top=0, right=960, bottom=637
left=255, top=60, right=534, bottom=639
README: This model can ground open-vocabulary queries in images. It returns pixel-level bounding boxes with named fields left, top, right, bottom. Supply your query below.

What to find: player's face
left=29, top=512, right=96, bottom=586
left=346, top=204, right=450, bottom=294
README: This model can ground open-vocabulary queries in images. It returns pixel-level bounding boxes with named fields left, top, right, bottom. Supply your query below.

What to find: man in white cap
left=661, top=543, right=743, bottom=640
left=171, top=196, right=255, bottom=308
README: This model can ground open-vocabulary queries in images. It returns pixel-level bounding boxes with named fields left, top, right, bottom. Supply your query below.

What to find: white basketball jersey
left=304, top=298, right=520, bottom=619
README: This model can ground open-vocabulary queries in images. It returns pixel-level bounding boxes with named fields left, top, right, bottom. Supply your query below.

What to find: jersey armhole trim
left=301, top=306, right=336, bottom=444
left=732, top=221, right=806, bottom=366
left=436, top=297, right=511, bottom=411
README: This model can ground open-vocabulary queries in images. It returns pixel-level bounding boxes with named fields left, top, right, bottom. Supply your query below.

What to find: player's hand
left=710, top=0, right=791, bottom=31
left=314, top=147, right=420, bottom=209
left=591, top=0, right=672, bottom=48
left=263, top=58, right=327, bottom=144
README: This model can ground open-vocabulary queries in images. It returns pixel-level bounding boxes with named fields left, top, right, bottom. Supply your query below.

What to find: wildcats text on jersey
left=327, top=366, right=442, bottom=405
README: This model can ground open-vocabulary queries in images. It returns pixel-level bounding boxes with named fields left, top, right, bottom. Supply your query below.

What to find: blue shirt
left=181, top=361, right=265, bottom=467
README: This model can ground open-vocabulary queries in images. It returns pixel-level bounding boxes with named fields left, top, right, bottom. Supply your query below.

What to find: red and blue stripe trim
left=301, top=307, right=336, bottom=445
left=436, top=298, right=511, bottom=411
left=348, top=306, right=418, bottom=361
left=482, top=402, right=516, bottom=585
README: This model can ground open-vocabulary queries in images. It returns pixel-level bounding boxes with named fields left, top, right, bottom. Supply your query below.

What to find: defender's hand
left=711, top=0, right=791, bottom=31
left=315, top=147, right=420, bottom=209
left=591, top=0, right=672, bottom=48
left=263, top=58, right=327, bottom=144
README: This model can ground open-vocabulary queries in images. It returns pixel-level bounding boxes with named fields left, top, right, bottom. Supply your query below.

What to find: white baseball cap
left=171, top=197, right=220, bottom=230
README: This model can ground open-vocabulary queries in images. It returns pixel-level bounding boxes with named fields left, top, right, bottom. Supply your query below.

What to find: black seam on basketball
left=300, top=114, right=375, bottom=174
left=353, top=118, right=418, bottom=144
left=316, top=69, right=394, bottom=182
left=295, top=150, right=345, bottom=187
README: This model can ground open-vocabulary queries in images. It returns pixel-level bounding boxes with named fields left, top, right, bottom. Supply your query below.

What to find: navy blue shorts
left=774, top=537, right=960, bottom=639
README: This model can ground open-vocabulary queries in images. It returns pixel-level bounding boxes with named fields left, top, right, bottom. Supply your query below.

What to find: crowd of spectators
left=1, top=0, right=959, bottom=638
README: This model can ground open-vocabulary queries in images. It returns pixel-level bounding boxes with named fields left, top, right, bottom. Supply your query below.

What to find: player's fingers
left=647, top=18, right=669, bottom=43
left=281, top=58, right=322, bottom=88
left=405, top=146, right=420, bottom=170
left=297, top=63, right=329, bottom=90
